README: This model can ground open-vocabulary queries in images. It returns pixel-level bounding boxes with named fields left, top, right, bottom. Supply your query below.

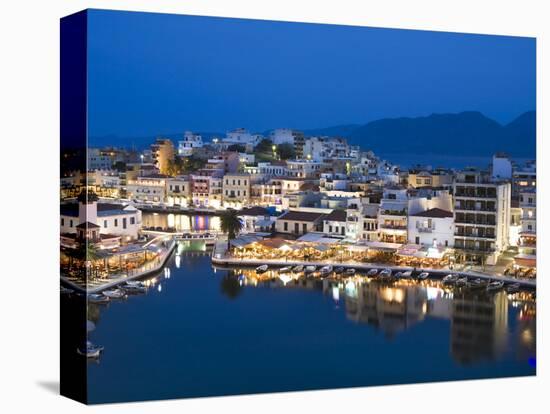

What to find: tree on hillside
left=277, top=143, right=295, bottom=160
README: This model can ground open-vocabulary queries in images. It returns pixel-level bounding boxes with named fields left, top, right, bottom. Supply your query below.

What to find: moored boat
left=60, top=286, right=74, bottom=294
left=455, top=277, right=469, bottom=287
left=88, top=294, right=110, bottom=304
left=400, top=271, right=413, bottom=279
left=367, top=268, right=378, bottom=277
left=442, top=274, right=458, bottom=284
left=379, top=268, right=392, bottom=279
left=292, top=265, right=304, bottom=273
left=125, top=280, right=146, bottom=288
left=334, top=266, right=345, bottom=274
left=320, top=265, right=333, bottom=275
left=345, top=268, right=356, bottom=276
left=279, top=266, right=293, bottom=273
left=417, top=272, right=429, bottom=280
left=506, top=282, right=521, bottom=293
left=466, top=278, right=487, bottom=290
left=123, top=284, right=147, bottom=294
left=305, top=265, right=317, bottom=274
left=256, top=264, right=269, bottom=273
left=77, top=341, right=104, bottom=358
left=102, top=288, right=126, bottom=299
left=486, top=281, right=505, bottom=292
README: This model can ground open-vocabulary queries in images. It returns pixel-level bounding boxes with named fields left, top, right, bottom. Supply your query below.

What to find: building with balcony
left=223, top=173, right=251, bottom=209
left=166, top=176, right=191, bottom=207
left=408, top=208, right=454, bottom=248
left=126, top=174, right=169, bottom=203
left=378, top=186, right=408, bottom=244
left=453, top=170, right=511, bottom=265
left=515, top=188, right=536, bottom=269
left=177, top=131, right=203, bottom=157
left=407, top=169, right=453, bottom=189
left=322, top=209, right=347, bottom=237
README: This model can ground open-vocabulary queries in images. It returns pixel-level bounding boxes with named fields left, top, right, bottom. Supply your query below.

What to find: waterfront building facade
left=223, top=173, right=251, bottom=209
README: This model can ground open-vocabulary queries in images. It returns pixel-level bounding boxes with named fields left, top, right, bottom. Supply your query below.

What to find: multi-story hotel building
left=515, top=188, right=536, bottom=269
left=126, top=174, right=169, bottom=203
left=223, top=173, right=251, bottom=209
left=378, top=186, right=408, bottom=244
left=177, top=131, right=203, bottom=157
left=166, top=176, right=191, bottom=207
left=150, top=138, right=176, bottom=175
left=453, top=170, right=511, bottom=265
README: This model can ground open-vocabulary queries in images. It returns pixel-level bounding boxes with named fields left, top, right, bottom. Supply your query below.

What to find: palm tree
left=220, top=209, right=244, bottom=251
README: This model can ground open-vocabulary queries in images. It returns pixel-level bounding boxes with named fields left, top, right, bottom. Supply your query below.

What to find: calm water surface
left=81, top=247, right=536, bottom=404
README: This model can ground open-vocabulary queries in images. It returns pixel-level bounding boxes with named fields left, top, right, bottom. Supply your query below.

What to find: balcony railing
left=380, top=224, right=407, bottom=230
left=381, top=209, right=407, bottom=216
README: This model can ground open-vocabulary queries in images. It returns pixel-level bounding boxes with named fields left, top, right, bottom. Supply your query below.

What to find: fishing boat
left=486, top=281, right=505, bottom=292
left=279, top=266, right=293, bottom=273
left=394, top=271, right=403, bottom=279
left=345, top=268, right=356, bottom=276
left=102, top=288, right=126, bottom=299
left=87, top=294, right=110, bottom=304
left=77, top=341, right=104, bottom=358
left=320, top=265, right=333, bottom=275
left=367, top=268, right=378, bottom=277
left=506, top=282, right=521, bottom=293
left=292, top=265, right=304, bottom=273
left=334, top=267, right=345, bottom=274
left=305, top=265, right=317, bottom=274
left=417, top=272, right=429, bottom=280
left=60, top=286, right=74, bottom=294
left=256, top=264, right=269, bottom=273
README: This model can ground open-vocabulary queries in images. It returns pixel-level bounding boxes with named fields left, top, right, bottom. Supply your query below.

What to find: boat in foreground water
left=334, top=266, right=345, bottom=274
left=279, top=266, right=293, bottom=274
left=102, top=288, right=126, bottom=299
left=345, top=268, right=356, bottom=276
left=487, top=281, right=505, bottom=292
left=88, top=294, right=110, bottom=304
left=417, top=272, right=429, bottom=280
left=77, top=341, right=104, bottom=358
left=256, top=265, right=269, bottom=273
left=305, top=265, right=317, bottom=274
left=320, top=265, right=333, bottom=276
left=367, top=268, right=378, bottom=277
left=467, top=278, right=487, bottom=290
left=455, top=276, right=469, bottom=287
left=400, top=270, right=413, bottom=279
left=292, top=265, right=304, bottom=273
left=123, top=284, right=147, bottom=294
left=126, top=280, right=146, bottom=288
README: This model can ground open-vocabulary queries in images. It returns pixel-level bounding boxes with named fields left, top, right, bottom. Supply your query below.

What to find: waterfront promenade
left=61, top=236, right=177, bottom=294
left=211, top=243, right=537, bottom=289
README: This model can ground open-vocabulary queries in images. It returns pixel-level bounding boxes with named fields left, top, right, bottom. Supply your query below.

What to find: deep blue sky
left=87, top=9, right=535, bottom=140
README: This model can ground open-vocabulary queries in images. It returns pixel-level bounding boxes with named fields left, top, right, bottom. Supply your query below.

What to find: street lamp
left=140, top=154, right=144, bottom=164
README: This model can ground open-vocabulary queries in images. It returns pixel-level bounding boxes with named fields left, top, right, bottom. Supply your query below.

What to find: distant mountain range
left=304, top=111, right=536, bottom=158
left=90, top=110, right=535, bottom=158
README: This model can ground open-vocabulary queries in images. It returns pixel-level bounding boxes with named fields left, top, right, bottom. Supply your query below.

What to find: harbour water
left=66, top=246, right=536, bottom=404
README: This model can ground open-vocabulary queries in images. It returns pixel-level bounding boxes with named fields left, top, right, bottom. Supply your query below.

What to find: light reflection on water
left=82, top=251, right=536, bottom=403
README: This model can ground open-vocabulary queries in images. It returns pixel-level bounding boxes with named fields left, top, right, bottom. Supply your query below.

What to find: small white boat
left=292, top=265, right=304, bottom=273
left=400, top=271, right=413, bottom=279
left=487, top=281, right=504, bottom=292
left=77, top=341, right=104, bottom=358
left=394, top=271, right=403, bottom=278
left=305, top=265, right=317, bottom=274
left=279, top=266, right=293, bottom=273
left=125, top=280, right=146, bottom=288
left=367, top=269, right=378, bottom=277
left=102, top=288, right=126, bottom=299
left=88, top=294, right=110, bottom=304
left=442, top=274, right=458, bottom=284
left=60, top=286, right=74, bottom=294
left=256, top=265, right=269, bottom=273
left=334, top=267, right=345, bottom=274
left=345, top=268, right=356, bottom=276
left=379, top=269, right=392, bottom=278
left=320, top=265, right=333, bottom=275
left=417, top=272, right=429, bottom=280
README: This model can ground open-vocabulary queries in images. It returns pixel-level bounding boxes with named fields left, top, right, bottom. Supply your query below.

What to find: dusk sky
left=87, top=9, right=536, bottom=140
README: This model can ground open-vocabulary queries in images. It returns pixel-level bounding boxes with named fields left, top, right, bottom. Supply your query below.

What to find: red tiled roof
left=411, top=208, right=453, bottom=218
